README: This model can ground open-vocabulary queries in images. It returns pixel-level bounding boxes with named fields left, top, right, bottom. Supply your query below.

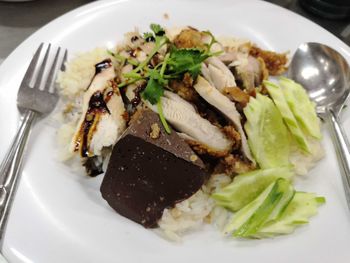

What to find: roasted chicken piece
left=249, top=46, right=288, bottom=75
left=169, top=73, right=198, bottom=102
left=216, top=154, right=255, bottom=175
left=229, top=55, right=268, bottom=91
left=193, top=76, right=255, bottom=164
left=173, top=28, right=206, bottom=49
left=223, top=87, right=251, bottom=108
left=70, top=59, right=126, bottom=158
left=145, top=91, right=233, bottom=155
left=201, top=57, right=236, bottom=92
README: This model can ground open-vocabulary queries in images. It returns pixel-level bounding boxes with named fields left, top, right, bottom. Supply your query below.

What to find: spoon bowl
left=288, top=42, right=350, bottom=115
left=288, top=42, right=350, bottom=209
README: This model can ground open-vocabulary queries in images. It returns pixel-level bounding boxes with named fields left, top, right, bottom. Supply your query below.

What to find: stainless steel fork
left=0, top=43, right=67, bottom=242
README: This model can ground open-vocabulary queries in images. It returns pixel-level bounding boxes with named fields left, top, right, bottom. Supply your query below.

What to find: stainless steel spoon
left=288, top=42, right=350, bottom=207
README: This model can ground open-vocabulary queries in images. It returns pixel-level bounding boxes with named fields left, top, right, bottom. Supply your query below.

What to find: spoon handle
left=327, top=108, right=350, bottom=207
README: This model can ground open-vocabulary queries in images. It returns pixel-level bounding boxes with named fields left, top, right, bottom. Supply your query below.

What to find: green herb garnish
left=143, top=32, right=155, bottom=42
left=141, top=76, right=164, bottom=105
left=150, top=23, right=166, bottom=36
left=118, top=23, right=219, bottom=133
left=167, top=48, right=211, bottom=78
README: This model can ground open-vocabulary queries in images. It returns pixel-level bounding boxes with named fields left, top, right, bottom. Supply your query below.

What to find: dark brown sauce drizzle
left=85, top=59, right=113, bottom=91
left=80, top=91, right=111, bottom=157
left=127, top=49, right=136, bottom=58
left=95, top=59, right=112, bottom=74
left=130, top=85, right=145, bottom=107
left=120, top=81, right=146, bottom=117
left=131, top=35, right=139, bottom=42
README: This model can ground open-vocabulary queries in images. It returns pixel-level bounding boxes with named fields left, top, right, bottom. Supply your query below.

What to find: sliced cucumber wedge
left=212, top=167, right=294, bottom=211
left=224, top=181, right=277, bottom=235
left=223, top=179, right=325, bottom=238
left=225, top=178, right=293, bottom=237
left=255, top=192, right=325, bottom=237
left=279, top=77, right=322, bottom=140
left=264, top=80, right=311, bottom=153
left=265, top=181, right=295, bottom=223
left=244, top=93, right=290, bottom=169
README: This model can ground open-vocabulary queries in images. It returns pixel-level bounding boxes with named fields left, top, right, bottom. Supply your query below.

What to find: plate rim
left=1, top=0, right=350, bottom=262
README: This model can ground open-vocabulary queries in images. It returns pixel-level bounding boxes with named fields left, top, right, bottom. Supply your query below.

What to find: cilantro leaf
left=150, top=23, right=165, bottom=36
left=148, top=69, right=168, bottom=86
left=141, top=77, right=164, bottom=105
left=167, top=48, right=210, bottom=78
left=143, top=32, right=155, bottom=42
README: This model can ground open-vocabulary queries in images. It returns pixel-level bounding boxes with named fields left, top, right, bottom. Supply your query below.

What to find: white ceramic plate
left=1, top=0, right=350, bottom=262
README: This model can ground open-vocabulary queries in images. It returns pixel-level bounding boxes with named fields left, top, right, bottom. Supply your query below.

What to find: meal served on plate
left=56, top=24, right=325, bottom=240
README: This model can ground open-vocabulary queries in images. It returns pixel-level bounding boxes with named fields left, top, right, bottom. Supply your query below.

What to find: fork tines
left=21, top=43, right=68, bottom=94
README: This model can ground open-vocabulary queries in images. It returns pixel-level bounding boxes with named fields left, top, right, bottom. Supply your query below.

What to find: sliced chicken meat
left=176, top=132, right=196, bottom=141
left=71, top=59, right=126, bottom=157
left=163, top=90, right=196, bottom=113
left=194, top=76, right=255, bottom=164
left=229, top=54, right=267, bottom=91
left=145, top=92, right=232, bottom=154
left=89, top=92, right=126, bottom=155
left=202, top=57, right=236, bottom=92
left=218, top=51, right=238, bottom=64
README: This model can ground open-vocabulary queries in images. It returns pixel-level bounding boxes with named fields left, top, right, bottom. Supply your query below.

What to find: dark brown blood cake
left=100, top=109, right=208, bottom=228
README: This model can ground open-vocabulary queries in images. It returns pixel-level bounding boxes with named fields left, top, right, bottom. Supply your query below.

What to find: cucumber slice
left=255, top=192, right=325, bottom=237
left=264, top=81, right=311, bottom=153
left=235, top=179, right=293, bottom=237
left=224, top=181, right=276, bottom=235
left=279, top=77, right=322, bottom=139
left=244, top=94, right=290, bottom=169
left=225, top=178, right=292, bottom=237
left=265, top=182, right=295, bottom=222
left=212, top=167, right=294, bottom=211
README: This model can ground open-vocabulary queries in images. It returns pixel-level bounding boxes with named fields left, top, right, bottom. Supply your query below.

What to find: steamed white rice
left=57, top=48, right=115, bottom=97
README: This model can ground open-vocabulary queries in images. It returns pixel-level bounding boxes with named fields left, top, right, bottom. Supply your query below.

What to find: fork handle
left=0, top=110, right=36, bottom=242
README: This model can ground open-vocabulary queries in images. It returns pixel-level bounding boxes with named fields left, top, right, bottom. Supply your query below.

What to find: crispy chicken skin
left=223, top=87, right=251, bottom=107
left=216, top=154, right=255, bottom=175
left=249, top=46, right=288, bottom=76
left=173, top=28, right=205, bottom=49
